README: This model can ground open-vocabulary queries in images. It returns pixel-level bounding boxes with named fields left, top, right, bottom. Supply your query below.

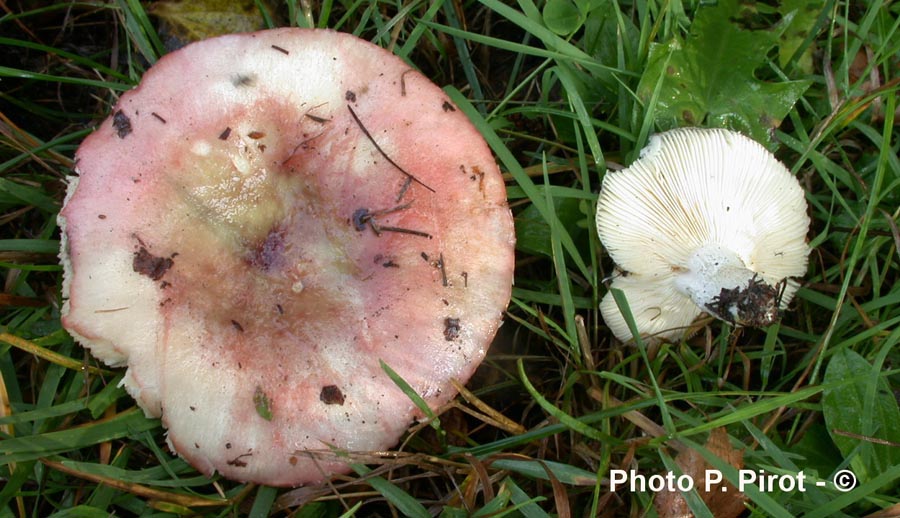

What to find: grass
left=1, top=0, right=899, bottom=516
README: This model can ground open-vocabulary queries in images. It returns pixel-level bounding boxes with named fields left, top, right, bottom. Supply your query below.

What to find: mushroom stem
left=675, top=244, right=750, bottom=306
left=674, top=244, right=782, bottom=326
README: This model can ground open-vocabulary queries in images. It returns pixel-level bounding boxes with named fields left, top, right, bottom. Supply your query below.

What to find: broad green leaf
left=150, top=0, right=271, bottom=45
left=636, top=0, right=811, bottom=147
left=515, top=193, right=587, bottom=258
left=580, top=0, right=640, bottom=102
left=582, top=2, right=638, bottom=62
left=788, top=421, right=844, bottom=479
left=822, top=348, right=900, bottom=484
left=542, top=0, right=583, bottom=35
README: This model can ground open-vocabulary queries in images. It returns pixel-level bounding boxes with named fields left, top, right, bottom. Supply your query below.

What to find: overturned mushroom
left=59, top=28, right=514, bottom=486
left=595, top=127, right=809, bottom=342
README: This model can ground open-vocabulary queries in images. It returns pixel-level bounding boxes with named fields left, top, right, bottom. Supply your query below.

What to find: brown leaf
left=848, top=49, right=874, bottom=88
left=654, top=428, right=746, bottom=518
left=865, top=501, right=900, bottom=518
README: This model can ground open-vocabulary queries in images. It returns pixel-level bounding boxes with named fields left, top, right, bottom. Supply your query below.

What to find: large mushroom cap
left=596, top=127, right=809, bottom=342
left=59, top=28, right=514, bottom=486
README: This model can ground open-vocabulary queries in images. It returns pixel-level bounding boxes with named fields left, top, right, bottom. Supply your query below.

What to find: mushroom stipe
left=59, top=28, right=515, bottom=487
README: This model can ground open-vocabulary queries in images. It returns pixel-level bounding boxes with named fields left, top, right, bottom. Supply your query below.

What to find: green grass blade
left=348, top=464, right=430, bottom=518
left=0, top=408, right=159, bottom=464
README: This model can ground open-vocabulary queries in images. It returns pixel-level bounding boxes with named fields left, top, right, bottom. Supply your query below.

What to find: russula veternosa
left=595, top=127, right=810, bottom=342
left=59, top=28, right=515, bottom=486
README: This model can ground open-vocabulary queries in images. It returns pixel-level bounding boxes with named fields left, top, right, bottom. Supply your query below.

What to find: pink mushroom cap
left=59, top=28, right=514, bottom=487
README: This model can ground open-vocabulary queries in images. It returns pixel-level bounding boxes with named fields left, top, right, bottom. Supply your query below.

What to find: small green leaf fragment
left=253, top=386, right=273, bottom=421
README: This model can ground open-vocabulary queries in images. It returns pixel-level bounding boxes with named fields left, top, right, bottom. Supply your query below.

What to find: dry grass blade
left=832, top=429, right=900, bottom=448
left=463, top=453, right=496, bottom=505
left=0, top=332, right=114, bottom=375
left=0, top=292, right=47, bottom=307
left=881, top=209, right=900, bottom=262
left=39, top=457, right=237, bottom=508
left=0, top=251, right=57, bottom=263
left=538, top=458, right=572, bottom=518
left=575, top=315, right=595, bottom=374
left=451, top=378, right=526, bottom=435
left=0, top=110, right=73, bottom=171
left=0, top=366, right=10, bottom=436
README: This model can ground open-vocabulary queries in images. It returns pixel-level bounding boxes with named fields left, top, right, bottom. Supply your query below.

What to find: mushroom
left=595, top=127, right=809, bottom=342
left=59, top=28, right=515, bottom=486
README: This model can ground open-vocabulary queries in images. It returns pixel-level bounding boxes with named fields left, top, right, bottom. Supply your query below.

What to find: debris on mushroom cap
left=58, top=28, right=515, bottom=486
left=595, top=127, right=810, bottom=342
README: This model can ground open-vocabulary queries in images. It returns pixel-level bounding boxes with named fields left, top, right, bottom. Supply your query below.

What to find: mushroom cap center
left=58, top=28, right=515, bottom=486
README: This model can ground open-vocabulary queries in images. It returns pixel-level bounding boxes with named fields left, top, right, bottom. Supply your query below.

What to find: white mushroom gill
left=596, top=127, right=810, bottom=342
